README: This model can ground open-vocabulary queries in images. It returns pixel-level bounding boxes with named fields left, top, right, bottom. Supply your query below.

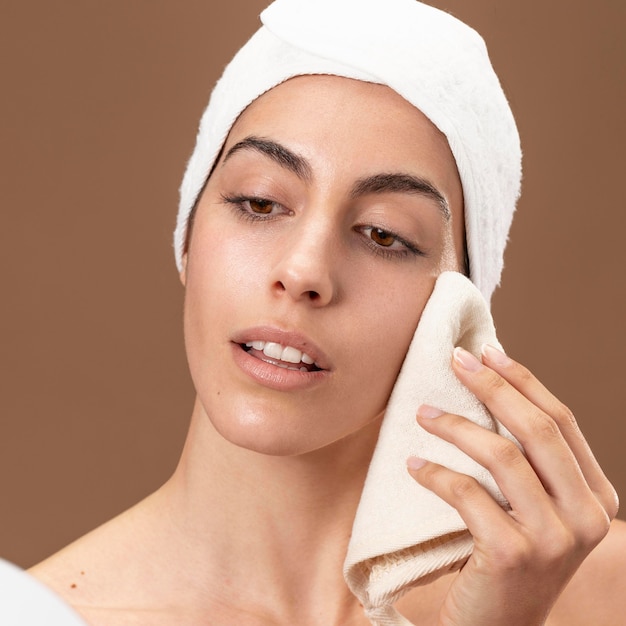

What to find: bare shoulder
left=29, top=508, right=136, bottom=607
left=27, top=520, right=122, bottom=625
left=549, top=519, right=626, bottom=625
left=28, top=492, right=165, bottom=618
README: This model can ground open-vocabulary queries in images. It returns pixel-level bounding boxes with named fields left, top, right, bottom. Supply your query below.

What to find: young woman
left=28, top=1, right=625, bottom=624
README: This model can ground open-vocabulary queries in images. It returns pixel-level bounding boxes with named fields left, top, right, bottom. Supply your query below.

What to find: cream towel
left=344, top=271, right=518, bottom=626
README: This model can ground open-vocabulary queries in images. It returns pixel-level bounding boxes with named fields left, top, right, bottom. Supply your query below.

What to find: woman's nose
left=269, top=218, right=338, bottom=306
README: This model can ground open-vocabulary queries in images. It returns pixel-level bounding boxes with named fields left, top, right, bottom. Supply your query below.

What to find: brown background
left=1, top=1, right=624, bottom=568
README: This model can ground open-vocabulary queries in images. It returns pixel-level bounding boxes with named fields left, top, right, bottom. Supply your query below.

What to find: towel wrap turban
left=174, top=0, right=522, bottom=304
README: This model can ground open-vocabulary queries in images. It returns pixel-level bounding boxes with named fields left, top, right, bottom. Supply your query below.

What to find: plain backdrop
left=1, top=0, right=624, bottom=568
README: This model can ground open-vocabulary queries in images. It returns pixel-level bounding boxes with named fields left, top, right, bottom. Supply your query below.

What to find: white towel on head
left=174, top=0, right=522, bottom=304
left=343, top=271, right=519, bottom=625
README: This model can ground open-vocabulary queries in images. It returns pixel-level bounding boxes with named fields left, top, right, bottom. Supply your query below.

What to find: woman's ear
left=179, top=253, right=188, bottom=286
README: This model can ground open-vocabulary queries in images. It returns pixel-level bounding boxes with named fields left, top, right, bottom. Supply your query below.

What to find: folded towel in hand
left=344, top=271, right=518, bottom=626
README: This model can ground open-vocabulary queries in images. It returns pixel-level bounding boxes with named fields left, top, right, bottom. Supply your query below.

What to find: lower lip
left=231, top=343, right=328, bottom=391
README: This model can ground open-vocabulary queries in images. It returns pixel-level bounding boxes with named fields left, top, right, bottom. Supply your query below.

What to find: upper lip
left=231, top=326, right=332, bottom=371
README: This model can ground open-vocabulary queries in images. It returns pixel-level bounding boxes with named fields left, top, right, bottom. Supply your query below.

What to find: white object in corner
left=0, top=559, right=87, bottom=625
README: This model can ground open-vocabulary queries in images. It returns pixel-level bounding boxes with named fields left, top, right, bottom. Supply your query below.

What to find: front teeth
left=245, top=341, right=316, bottom=366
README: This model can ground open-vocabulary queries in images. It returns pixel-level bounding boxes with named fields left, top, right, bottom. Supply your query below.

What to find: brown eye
left=248, top=199, right=274, bottom=214
left=370, top=228, right=396, bottom=247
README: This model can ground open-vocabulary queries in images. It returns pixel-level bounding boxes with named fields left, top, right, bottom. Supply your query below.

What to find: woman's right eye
left=221, top=194, right=290, bottom=220
left=245, top=198, right=276, bottom=214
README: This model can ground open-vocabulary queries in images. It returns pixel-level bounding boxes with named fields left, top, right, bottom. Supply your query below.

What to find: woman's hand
left=407, top=344, right=619, bottom=626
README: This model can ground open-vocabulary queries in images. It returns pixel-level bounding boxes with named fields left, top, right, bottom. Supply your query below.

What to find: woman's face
left=182, top=75, right=465, bottom=456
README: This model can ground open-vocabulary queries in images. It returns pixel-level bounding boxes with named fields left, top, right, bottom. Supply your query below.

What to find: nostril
left=275, top=281, right=319, bottom=300
left=271, top=265, right=334, bottom=305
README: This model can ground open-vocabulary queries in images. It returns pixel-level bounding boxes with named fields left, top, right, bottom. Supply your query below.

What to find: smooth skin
left=30, top=76, right=625, bottom=626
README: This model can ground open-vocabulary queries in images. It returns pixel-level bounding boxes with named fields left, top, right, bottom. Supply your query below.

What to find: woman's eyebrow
left=222, top=136, right=312, bottom=180
left=350, top=173, right=450, bottom=221
left=222, top=135, right=449, bottom=221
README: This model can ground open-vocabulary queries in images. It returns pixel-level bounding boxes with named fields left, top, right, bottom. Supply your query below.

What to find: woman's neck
left=155, top=396, right=383, bottom=623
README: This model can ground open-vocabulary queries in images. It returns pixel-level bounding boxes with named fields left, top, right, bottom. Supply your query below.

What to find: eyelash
left=221, top=193, right=425, bottom=260
left=221, top=194, right=291, bottom=222
left=358, top=226, right=425, bottom=260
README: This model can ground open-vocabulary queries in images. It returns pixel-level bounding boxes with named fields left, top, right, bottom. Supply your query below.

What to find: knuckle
left=605, top=486, right=620, bottom=520
left=560, top=503, right=613, bottom=556
left=580, top=507, right=612, bottom=548
left=514, top=362, right=535, bottom=385
left=594, top=480, right=620, bottom=521
left=419, top=463, right=444, bottom=487
left=450, top=474, right=481, bottom=500
left=552, top=401, right=579, bottom=432
left=483, top=371, right=508, bottom=397
left=527, top=411, right=561, bottom=441
left=446, top=413, right=468, bottom=431
left=492, top=439, right=523, bottom=466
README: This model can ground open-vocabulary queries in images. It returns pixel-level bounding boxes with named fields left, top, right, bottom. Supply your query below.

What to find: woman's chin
left=211, top=417, right=333, bottom=457
left=203, top=406, right=380, bottom=459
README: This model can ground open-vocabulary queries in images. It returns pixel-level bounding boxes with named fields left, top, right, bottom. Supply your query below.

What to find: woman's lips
left=231, top=327, right=331, bottom=370
left=241, top=340, right=320, bottom=372
left=230, top=327, right=331, bottom=391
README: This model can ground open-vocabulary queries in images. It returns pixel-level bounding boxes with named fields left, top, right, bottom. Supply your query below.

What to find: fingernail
left=481, top=343, right=511, bottom=367
left=417, top=404, right=444, bottom=419
left=453, top=346, right=483, bottom=372
left=407, top=456, right=427, bottom=471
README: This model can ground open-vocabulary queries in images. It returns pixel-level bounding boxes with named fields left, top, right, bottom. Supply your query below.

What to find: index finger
left=479, top=343, right=619, bottom=519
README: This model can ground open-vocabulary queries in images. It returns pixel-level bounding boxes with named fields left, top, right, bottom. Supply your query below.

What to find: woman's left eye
left=360, top=226, right=422, bottom=258
left=369, top=227, right=397, bottom=247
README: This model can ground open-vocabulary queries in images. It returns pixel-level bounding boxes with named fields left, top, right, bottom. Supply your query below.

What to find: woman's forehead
left=223, top=75, right=457, bottom=174
left=211, top=74, right=465, bottom=255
